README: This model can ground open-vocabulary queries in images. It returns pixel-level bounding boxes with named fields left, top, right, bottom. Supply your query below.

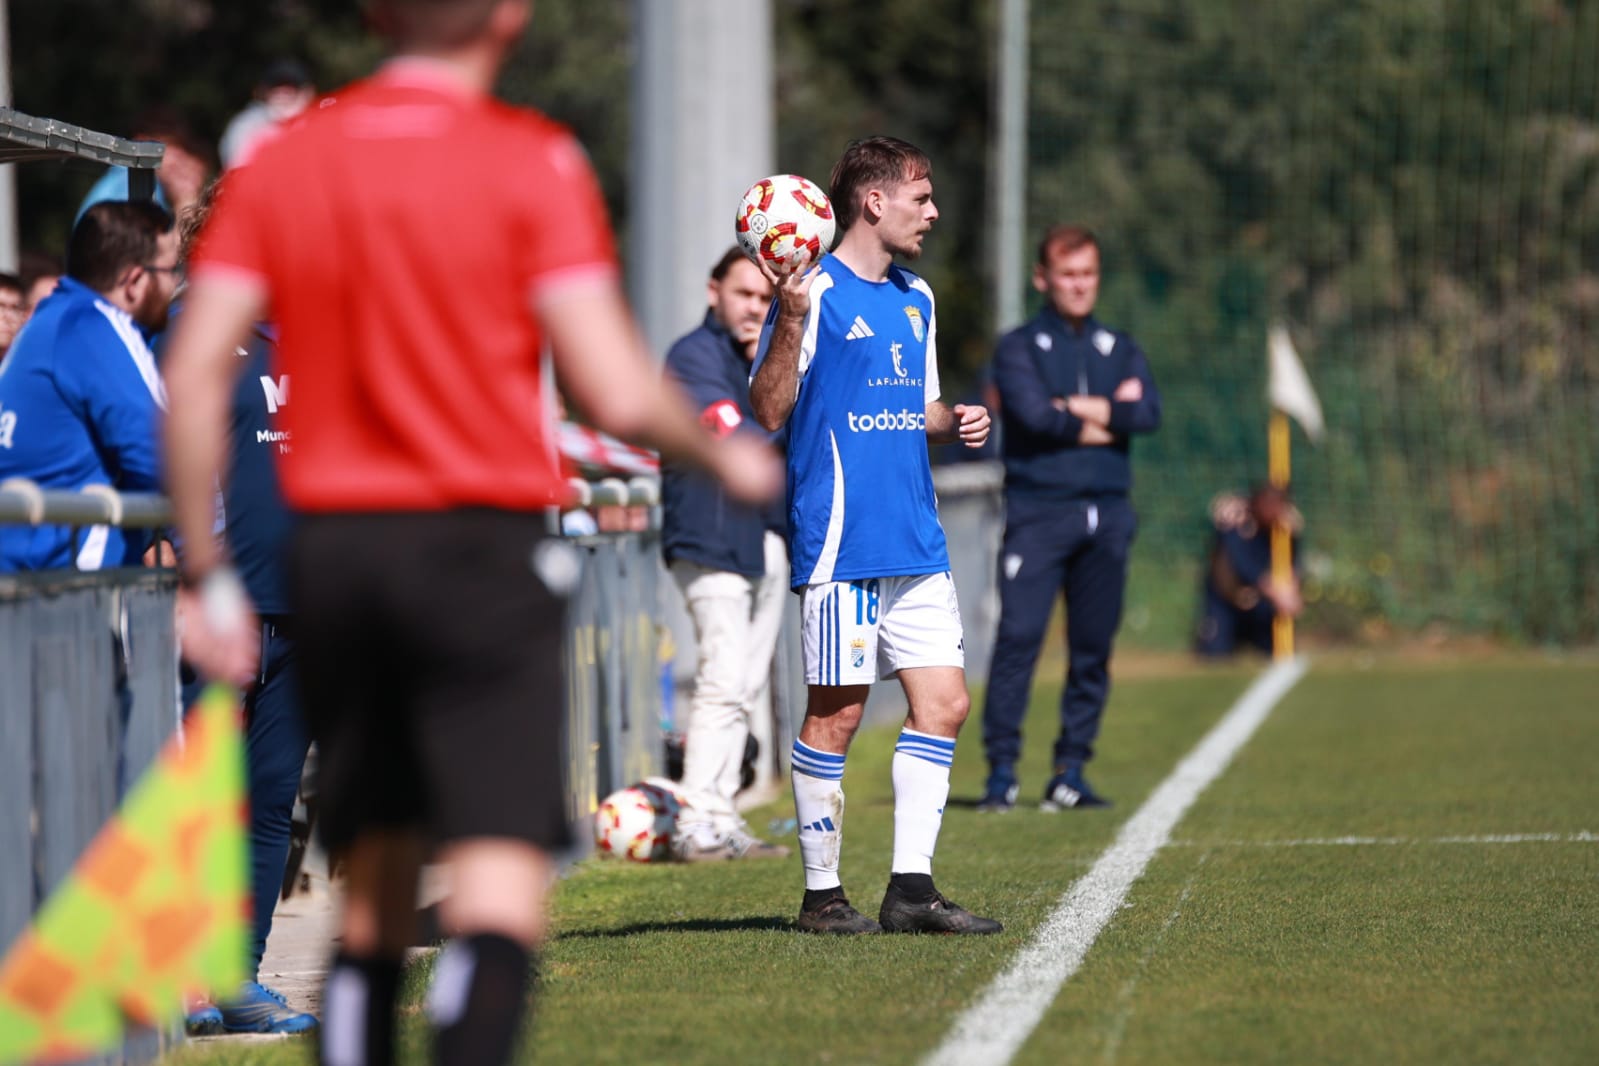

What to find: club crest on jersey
left=904, top=306, right=925, bottom=343
left=850, top=638, right=867, bottom=669
left=1093, top=329, right=1116, bottom=356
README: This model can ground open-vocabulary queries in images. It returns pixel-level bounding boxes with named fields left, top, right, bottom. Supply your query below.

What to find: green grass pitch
left=165, top=652, right=1599, bottom=1065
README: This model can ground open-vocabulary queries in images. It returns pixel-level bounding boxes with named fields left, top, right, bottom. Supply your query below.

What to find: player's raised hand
left=758, top=253, right=822, bottom=319
left=953, top=403, right=991, bottom=448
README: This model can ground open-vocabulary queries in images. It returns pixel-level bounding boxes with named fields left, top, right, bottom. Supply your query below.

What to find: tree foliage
left=11, top=0, right=1594, bottom=639
left=1028, top=0, right=1599, bottom=642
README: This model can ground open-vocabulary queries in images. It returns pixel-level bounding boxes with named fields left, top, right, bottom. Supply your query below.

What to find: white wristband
left=199, top=566, right=250, bottom=635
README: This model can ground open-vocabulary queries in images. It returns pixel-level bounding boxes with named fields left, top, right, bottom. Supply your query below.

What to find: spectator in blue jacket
left=661, top=247, right=791, bottom=861
left=0, top=200, right=180, bottom=572
left=979, top=224, right=1162, bottom=812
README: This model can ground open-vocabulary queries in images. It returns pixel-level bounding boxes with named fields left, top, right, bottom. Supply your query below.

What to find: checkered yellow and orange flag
left=0, top=686, right=248, bottom=1064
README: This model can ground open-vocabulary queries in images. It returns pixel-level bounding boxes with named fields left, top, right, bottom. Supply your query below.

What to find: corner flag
left=1268, top=323, right=1324, bottom=443
left=0, top=687, right=248, bottom=1064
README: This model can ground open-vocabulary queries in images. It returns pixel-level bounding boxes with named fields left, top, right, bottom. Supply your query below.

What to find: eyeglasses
left=142, top=263, right=183, bottom=276
left=0, top=300, right=26, bottom=315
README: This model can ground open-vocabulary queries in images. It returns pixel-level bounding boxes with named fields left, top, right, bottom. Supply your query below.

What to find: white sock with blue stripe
left=791, top=739, right=847, bottom=892
left=891, top=728, right=955, bottom=876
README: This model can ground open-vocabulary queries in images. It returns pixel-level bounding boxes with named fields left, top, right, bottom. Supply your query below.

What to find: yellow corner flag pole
left=1267, top=322, right=1321, bottom=662
left=1267, top=410, right=1293, bottom=660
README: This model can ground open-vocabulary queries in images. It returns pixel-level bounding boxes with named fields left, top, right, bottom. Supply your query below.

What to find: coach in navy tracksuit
left=980, top=225, right=1161, bottom=812
left=159, top=297, right=316, bottom=1034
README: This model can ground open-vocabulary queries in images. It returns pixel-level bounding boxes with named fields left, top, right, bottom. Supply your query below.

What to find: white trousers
left=672, top=531, right=789, bottom=836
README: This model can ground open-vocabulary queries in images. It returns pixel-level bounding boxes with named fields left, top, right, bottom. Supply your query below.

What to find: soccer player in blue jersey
left=751, top=136, right=1001, bottom=935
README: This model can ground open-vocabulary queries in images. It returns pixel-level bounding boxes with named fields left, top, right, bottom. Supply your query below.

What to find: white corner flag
left=1267, top=322, right=1325, bottom=444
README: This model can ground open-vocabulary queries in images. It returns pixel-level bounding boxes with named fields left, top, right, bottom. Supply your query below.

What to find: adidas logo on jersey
left=845, top=315, right=875, bottom=340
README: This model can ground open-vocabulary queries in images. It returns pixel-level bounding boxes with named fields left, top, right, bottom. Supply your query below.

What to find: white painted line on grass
left=1170, top=832, right=1598, bottom=848
left=925, top=656, right=1308, bottom=1066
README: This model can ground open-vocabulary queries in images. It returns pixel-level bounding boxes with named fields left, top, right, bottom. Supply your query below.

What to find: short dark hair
left=710, top=246, right=749, bottom=282
left=367, top=0, right=504, bottom=48
left=828, top=136, right=932, bottom=233
left=67, top=200, right=176, bottom=294
left=1037, top=224, right=1099, bottom=267
left=0, top=272, right=21, bottom=297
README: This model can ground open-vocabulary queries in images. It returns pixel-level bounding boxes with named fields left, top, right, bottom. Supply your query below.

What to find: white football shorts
left=802, top=571, right=965, bottom=685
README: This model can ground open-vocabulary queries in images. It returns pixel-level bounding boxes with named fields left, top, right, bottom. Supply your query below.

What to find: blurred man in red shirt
left=162, top=2, right=778, bottom=1063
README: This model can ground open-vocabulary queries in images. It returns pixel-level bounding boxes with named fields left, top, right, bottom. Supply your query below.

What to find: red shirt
left=193, top=60, right=616, bottom=512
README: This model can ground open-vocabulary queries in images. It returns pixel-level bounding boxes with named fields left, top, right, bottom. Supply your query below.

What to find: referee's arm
left=541, top=278, right=780, bottom=506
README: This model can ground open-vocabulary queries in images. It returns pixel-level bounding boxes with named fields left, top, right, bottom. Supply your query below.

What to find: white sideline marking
left=924, top=657, right=1308, bottom=1066
left=1171, top=832, right=1598, bottom=848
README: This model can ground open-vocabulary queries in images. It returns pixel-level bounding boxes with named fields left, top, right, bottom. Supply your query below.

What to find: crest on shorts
left=904, top=306, right=925, bottom=343
left=850, top=638, right=867, bottom=669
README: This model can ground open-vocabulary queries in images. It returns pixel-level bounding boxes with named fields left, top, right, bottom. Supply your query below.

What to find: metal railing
left=0, top=482, right=681, bottom=934
left=2, top=465, right=1006, bottom=941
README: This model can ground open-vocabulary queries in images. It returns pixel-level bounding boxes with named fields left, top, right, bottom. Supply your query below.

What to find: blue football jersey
left=753, top=255, right=948, bottom=587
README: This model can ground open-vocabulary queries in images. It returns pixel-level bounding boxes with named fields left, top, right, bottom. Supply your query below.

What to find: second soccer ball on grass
left=594, top=782, right=681, bottom=862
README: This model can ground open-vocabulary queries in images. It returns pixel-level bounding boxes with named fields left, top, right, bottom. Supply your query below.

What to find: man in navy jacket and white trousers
left=660, top=247, right=791, bottom=860
left=979, top=224, right=1162, bottom=812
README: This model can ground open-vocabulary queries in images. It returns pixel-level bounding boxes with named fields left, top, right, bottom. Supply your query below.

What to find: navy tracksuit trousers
left=183, top=620, right=309, bottom=979
left=982, top=495, right=1136, bottom=772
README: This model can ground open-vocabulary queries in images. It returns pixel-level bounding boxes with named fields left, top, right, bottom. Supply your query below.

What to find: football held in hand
left=734, top=173, right=836, bottom=277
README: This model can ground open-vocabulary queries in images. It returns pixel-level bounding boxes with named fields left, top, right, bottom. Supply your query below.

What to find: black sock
left=430, top=933, right=533, bottom=1066
left=321, top=952, right=402, bottom=1066
left=889, top=872, right=937, bottom=903
left=802, top=886, right=846, bottom=911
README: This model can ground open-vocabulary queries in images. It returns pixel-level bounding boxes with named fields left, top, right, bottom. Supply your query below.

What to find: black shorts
left=287, top=510, right=574, bottom=853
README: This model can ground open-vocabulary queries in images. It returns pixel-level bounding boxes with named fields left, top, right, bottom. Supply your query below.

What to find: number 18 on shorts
left=802, top=571, right=965, bottom=685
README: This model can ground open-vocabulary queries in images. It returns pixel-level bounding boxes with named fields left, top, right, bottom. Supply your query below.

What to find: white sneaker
left=723, top=826, right=791, bottom=859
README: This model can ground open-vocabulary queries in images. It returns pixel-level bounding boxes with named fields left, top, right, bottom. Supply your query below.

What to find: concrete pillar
left=630, top=0, right=773, bottom=360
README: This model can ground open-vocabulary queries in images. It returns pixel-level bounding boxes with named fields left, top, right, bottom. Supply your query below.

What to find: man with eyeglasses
left=0, top=200, right=180, bottom=571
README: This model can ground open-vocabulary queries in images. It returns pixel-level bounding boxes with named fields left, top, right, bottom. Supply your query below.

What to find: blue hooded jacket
left=0, top=277, right=164, bottom=571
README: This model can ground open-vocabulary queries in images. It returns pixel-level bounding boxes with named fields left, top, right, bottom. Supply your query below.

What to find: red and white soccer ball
left=594, top=781, right=681, bottom=862
left=734, top=174, right=836, bottom=276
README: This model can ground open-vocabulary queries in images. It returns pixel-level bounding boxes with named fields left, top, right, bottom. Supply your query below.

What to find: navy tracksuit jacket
left=158, top=311, right=309, bottom=980
left=981, top=306, right=1161, bottom=773
left=659, top=311, right=772, bottom=577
